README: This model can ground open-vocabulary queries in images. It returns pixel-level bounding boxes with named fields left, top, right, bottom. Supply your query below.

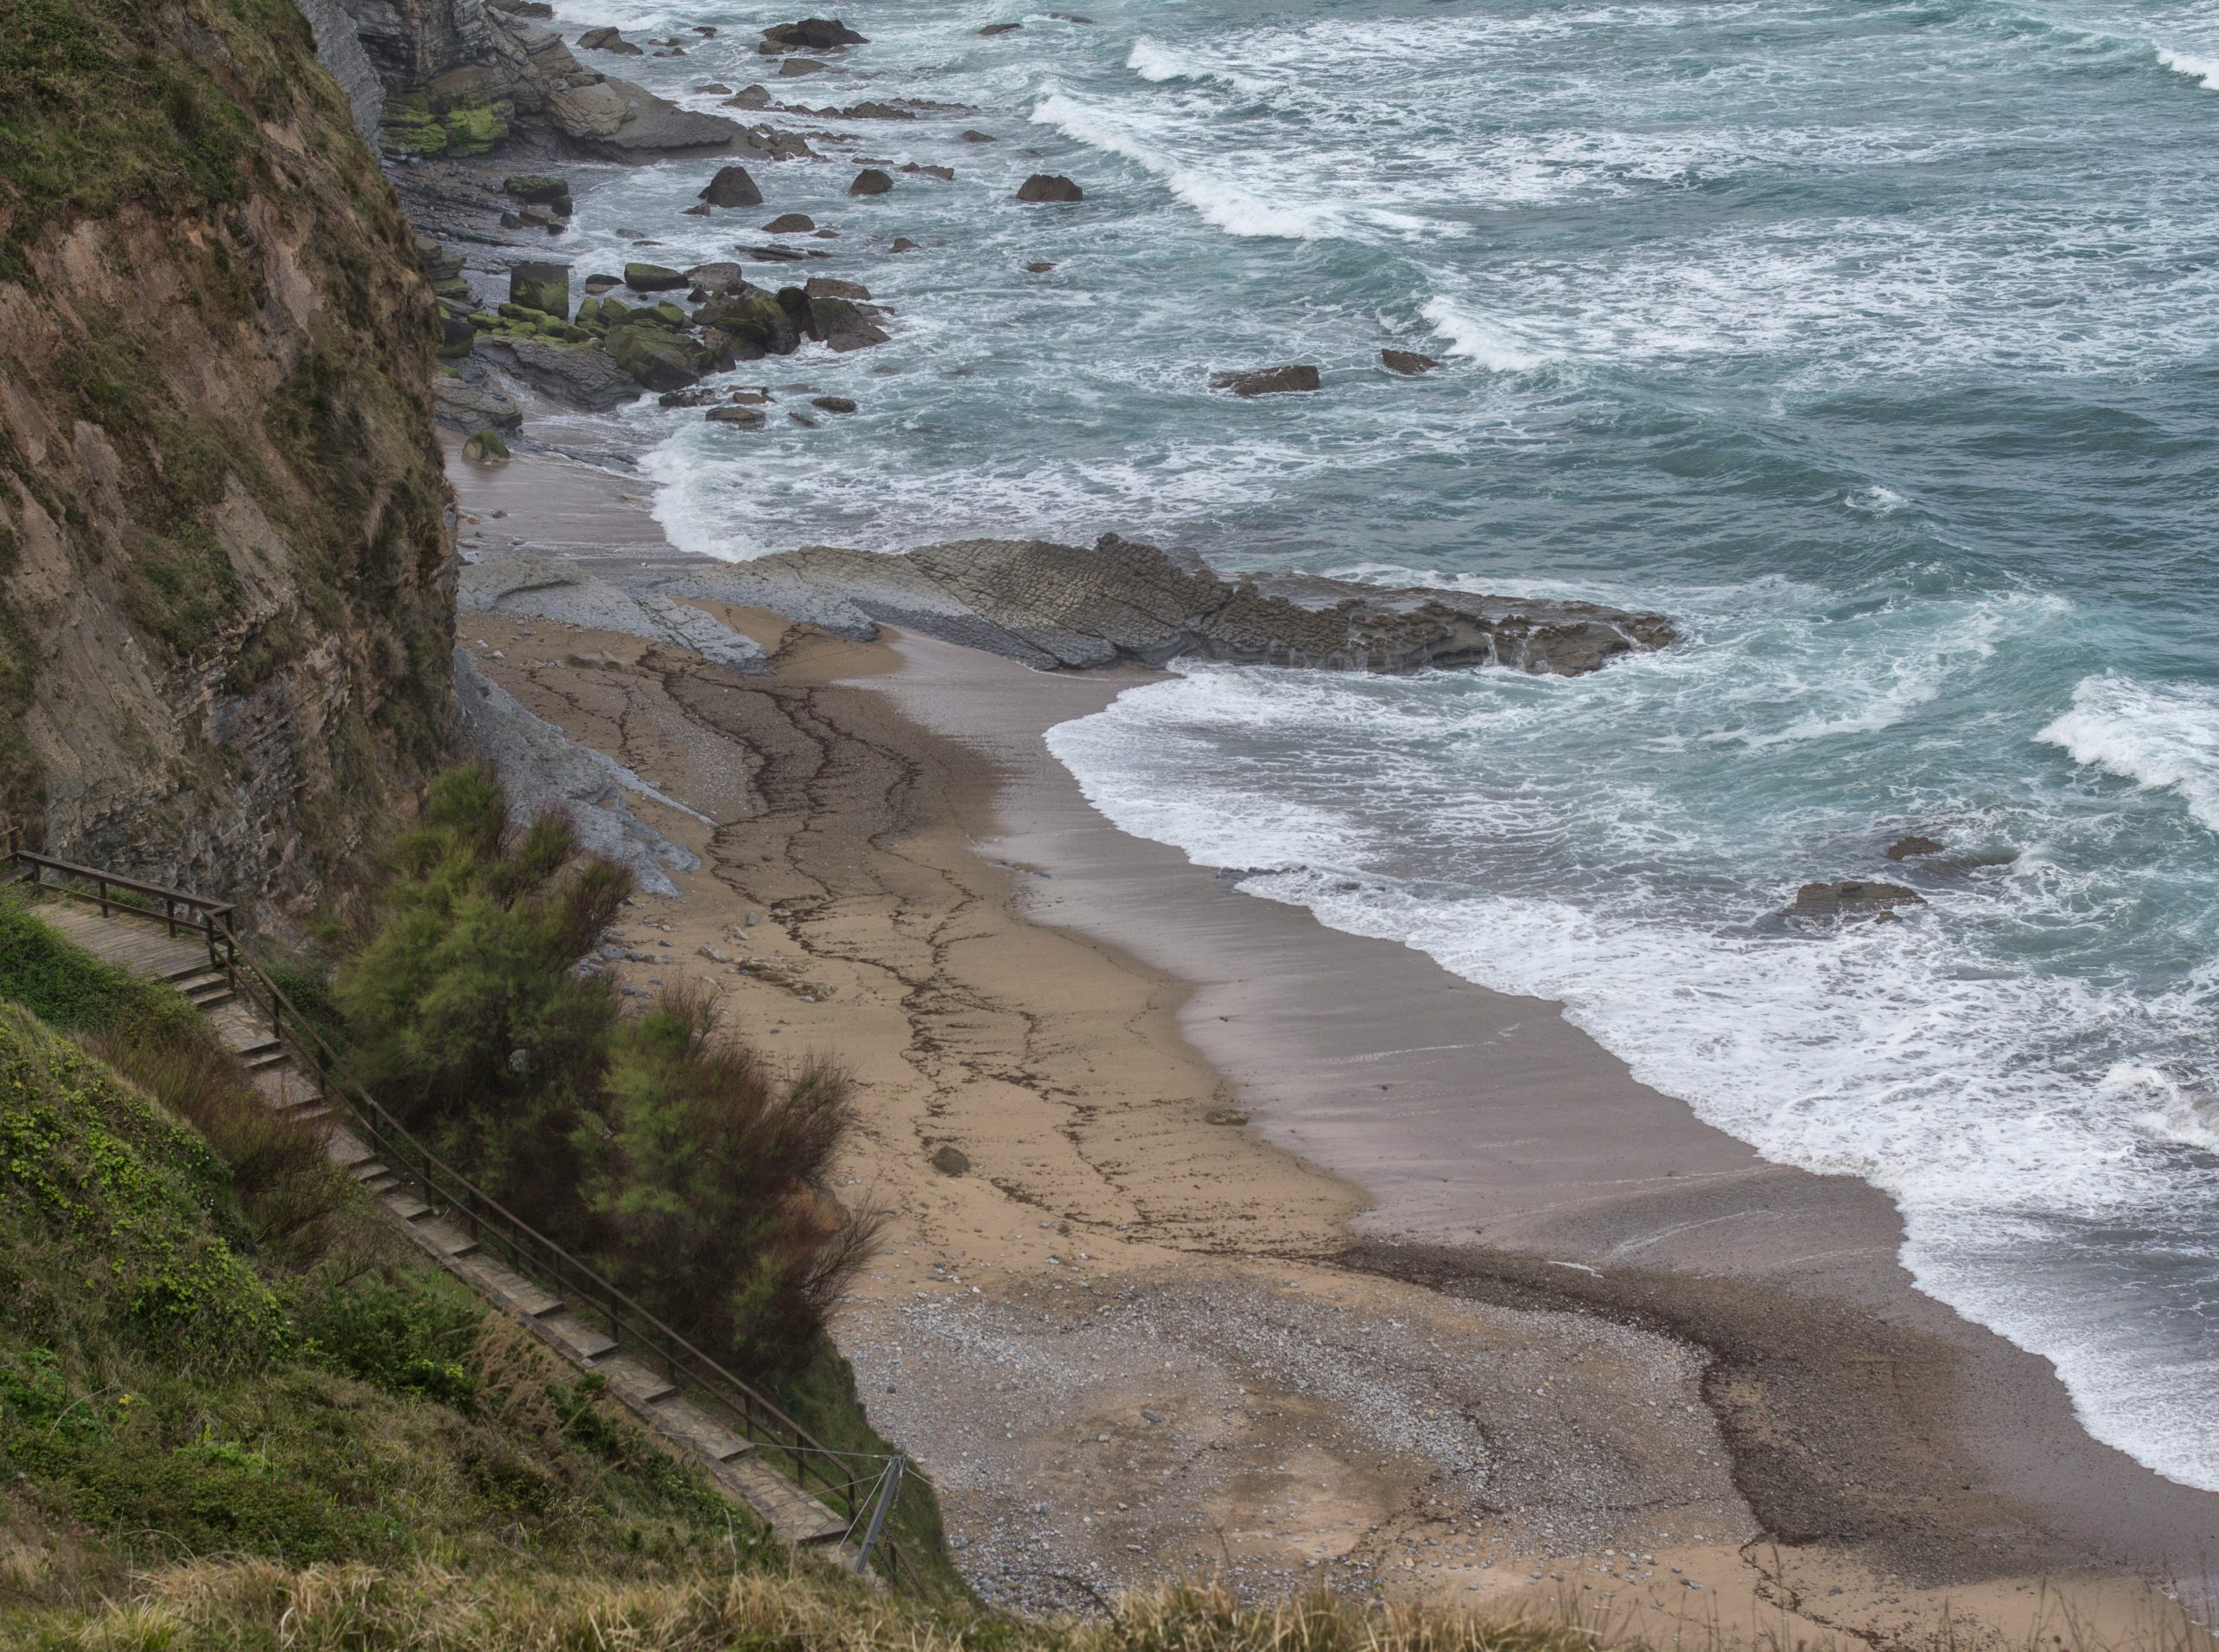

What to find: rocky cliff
left=0, top=0, right=455, bottom=926
left=336, top=0, right=797, bottom=160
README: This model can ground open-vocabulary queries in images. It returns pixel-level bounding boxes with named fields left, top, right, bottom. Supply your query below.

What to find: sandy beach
left=447, top=437, right=2213, bottom=1648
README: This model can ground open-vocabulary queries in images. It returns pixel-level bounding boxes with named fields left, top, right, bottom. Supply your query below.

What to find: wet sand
left=448, top=439, right=2212, bottom=1646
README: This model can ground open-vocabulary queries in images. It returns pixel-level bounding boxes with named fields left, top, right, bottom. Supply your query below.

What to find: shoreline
left=447, top=439, right=2214, bottom=1642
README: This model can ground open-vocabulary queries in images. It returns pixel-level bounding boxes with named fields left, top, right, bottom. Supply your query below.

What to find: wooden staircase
left=18, top=887, right=889, bottom=1568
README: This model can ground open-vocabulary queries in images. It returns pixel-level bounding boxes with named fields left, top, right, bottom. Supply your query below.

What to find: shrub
left=298, top=1273, right=483, bottom=1411
left=335, top=766, right=628, bottom=1232
left=582, top=989, right=876, bottom=1376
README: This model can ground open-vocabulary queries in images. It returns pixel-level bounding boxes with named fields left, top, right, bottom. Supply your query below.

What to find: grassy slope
left=0, top=906, right=786, bottom=1613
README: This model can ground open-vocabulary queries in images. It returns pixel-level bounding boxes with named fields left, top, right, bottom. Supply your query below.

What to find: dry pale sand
left=448, top=443, right=2210, bottom=1651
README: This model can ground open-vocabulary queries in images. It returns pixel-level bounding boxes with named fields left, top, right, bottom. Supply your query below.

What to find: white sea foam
left=1043, top=576, right=2219, bottom=1491
left=1127, top=36, right=1272, bottom=95
left=1030, top=92, right=1339, bottom=239
left=1419, top=296, right=1548, bottom=373
left=2157, top=46, right=2219, bottom=89
left=2038, top=675, right=2219, bottom=833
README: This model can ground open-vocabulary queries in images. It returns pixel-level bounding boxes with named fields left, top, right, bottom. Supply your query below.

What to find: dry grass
left=10, top=1566, right=1626, bottom=1652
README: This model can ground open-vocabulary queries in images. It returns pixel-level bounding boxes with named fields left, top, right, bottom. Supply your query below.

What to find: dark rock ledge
left=476, top=535, right=1676, bottom=677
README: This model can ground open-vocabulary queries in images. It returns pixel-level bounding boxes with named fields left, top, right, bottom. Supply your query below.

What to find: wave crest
left=1028, top=92, right=1336, bottom=238
left=2037, top=674, right=2219, bottom=833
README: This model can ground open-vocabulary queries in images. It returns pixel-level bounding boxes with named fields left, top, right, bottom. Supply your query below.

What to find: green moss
left=444, top=103, right=506, bottom=155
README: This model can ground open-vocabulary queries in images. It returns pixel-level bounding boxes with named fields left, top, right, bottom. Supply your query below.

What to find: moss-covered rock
left=462, top=430, right=511, bottom=464
left=607, top=326, right=703, bottom=392
left=623, top=263, right=689, bottom=292
left=509, top=261, right=571, bottom=322
left=443, top=103, right=506, bottom=155
left=695, top=288, right=800, bottom=359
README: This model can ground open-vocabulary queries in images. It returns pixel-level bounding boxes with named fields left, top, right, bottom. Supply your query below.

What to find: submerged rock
left=1382, top=348, right=1441, bottom=375
left=1886, top=834, right=1947, bottom=861
left=1016, top=173, right=1083, bottom=203
left=1212, top=364, right=1320, bottom=397
left=1787, top=881, right=1925, bottom=923
left=706, top=405, right=768, bottom=426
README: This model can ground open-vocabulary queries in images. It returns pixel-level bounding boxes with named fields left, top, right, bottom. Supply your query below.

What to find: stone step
left=651, top=1395, right=757, bottom=1464
left=409, top=1216, right=480, bottom=1260
left=533, top=1313, right=616, bottom=1363
left=599, top=1356, right=679, bottom=1408
left=712, top=1452, right=853, bottom=1545
left=446, top=1249, right=563, bottom=1319
left=381, top=1194, right=433, bottom=1222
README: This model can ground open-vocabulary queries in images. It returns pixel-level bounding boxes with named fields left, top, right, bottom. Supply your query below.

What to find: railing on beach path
left=1, top=845, right=924, bottom=1591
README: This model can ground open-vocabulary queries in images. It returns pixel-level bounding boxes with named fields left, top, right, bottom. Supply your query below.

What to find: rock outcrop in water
left=649, top=534, right=1676, bottom=675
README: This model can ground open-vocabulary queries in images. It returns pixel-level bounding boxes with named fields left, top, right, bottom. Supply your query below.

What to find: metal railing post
left=854, top=1455, right=905, bottom=1577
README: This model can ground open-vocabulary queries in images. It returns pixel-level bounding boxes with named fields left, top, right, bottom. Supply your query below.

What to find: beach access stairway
left=6, top=851, right=913, bottom=1584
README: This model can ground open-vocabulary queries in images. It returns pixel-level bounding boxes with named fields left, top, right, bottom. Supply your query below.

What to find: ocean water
left=536, top=0, right=2219, bottom=1491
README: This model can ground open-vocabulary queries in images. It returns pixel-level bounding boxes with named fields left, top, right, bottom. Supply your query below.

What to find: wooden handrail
left=1, top=847, right=925, bottom=1591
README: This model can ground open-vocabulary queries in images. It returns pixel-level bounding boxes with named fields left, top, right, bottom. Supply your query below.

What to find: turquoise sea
left=540, top=0, right=2219, bottom=1490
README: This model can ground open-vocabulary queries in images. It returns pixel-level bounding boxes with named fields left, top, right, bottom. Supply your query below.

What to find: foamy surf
left=2157, top=46, right=2219, bottom=89
left=1030, top=92, right=1339, bottom=239
left=1418, top=296, right=1548, bottom=373
left=2038, top=674, right=2219, bottom=834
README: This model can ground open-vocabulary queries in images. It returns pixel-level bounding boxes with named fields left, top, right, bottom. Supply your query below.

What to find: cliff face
left=0, top=0, right=455, bottom=926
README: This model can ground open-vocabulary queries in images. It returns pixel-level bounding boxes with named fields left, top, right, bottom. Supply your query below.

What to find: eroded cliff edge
left=0, top=0, right=455, bottom=922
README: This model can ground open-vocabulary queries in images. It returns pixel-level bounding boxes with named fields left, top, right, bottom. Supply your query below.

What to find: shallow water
left=537, top=0, right=2219, bottom=1490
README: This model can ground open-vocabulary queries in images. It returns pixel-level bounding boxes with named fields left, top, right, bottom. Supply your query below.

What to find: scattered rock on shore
left=724, top=85, right=773, bottom=108
left=624, top=261, right=689, bottom=291
left=1212, top=364, right=1321, bottom=397
left=804, top=276, right=869, bottom=301
left=764, top=212, right=816, bottom=232
left=779, top=56, right=828, bottom=76
left=706, top=405, right=768, bottom=426
left=1787, top=881, right=1925, bottom=923
left=810, top=394, right=858, bottom=413
left=474, top=335, right=640, bottom=410
left=961, top=128, right=998, bottom=142
left=930, top=1145, right=971, bottom=1175
left=1382, top=348, right=1441, bottom=375
left=433, top=375, right=524, bottom=433
left=686, top=261, right=746, bottom=295
left=509, top=260, right=571, bottom=321
left=1016, top=173, right=1083, bottom=203
left=849, top=167, right=894, bottom=196
left=608, top=325, right=702, bottom=391
left=699, top=165, right=763, bottom=207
